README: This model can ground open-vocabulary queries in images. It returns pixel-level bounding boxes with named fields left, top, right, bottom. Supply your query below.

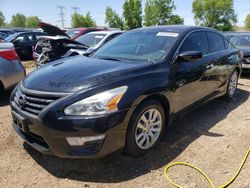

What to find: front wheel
left=225, top=70, right=239, bottom=99
left=125, top=100, right=166, bottom=157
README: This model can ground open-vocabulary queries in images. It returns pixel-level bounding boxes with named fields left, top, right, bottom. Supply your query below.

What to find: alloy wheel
left=135, top=108, right=163, bottom=150
left=229, top=71, right=238, bottom=96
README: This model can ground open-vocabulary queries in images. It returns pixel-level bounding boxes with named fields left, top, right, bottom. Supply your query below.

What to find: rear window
left=66, top=29, right=81, bottom=39
left=76, top=33, right=106, bottom=47
left=206, top=32, right=226, bottom=53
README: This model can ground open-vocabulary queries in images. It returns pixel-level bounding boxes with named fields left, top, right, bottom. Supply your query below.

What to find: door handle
left=206, top=64, right=214, bottom=70
left=176, top=79, right=186, bottom=87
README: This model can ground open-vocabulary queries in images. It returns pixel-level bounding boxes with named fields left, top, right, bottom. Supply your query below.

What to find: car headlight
left=64, top=86, right=128, bottom=116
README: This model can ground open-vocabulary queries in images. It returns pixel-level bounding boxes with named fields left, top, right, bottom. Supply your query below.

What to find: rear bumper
left=11, top=100, right=129, bottom=158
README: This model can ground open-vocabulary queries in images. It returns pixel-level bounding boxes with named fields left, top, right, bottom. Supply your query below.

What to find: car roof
left=85, top=30, right=124, bottom=35
left=0, top=28, right=14, bottom=31
left=132, top=25, right=217, bottom=34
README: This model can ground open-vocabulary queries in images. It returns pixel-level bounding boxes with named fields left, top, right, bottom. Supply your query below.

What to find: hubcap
left=229, top=72, right=238, bottom=96
left=135, top=109, right=162, bottom=150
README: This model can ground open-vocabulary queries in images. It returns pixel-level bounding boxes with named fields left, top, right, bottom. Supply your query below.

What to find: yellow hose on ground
left=164, top=146, right=250, bottom=188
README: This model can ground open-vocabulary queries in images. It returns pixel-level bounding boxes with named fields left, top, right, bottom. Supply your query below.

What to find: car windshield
left=66, top=29, right=81, bottom=38
left=76, top=33, right=106, bottom=47
left=92, top=30, right=179, bottom=62
left=232, top=35, right=250, bottom=47
left=5, top=33, right=20, bottom=42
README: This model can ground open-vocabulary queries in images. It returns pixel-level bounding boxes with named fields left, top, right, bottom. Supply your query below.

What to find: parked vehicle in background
left=4, top=31, right=48, bottom=60
left=0, top=29, right=16, bottom=36
left=0, top=32, right=8, bottom=42
left=34, top=23, right=121, bottom=67
left=66, top=27, right=107, bottom=40
left=33, top=35, right=87, bottom=67
left=223, top=31, right=238, bottom=41
left=10, top=26, right=242, bottom=158
left=0, top=43, right=25, bottom=95
left=75, top=30, right=124, bottom=54
left=231, top=33, right=250, bottom=71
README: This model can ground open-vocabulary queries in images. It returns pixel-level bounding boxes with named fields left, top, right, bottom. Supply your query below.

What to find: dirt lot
left=0, top=68, right=250, bottom=188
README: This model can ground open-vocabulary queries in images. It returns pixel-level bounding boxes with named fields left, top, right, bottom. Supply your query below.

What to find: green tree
left=245, top=15, right=250, bottom=30
left=0, top=11, right=5, bottom=26
left=10, top=13, right=26, bottom=27
left=71, top=12, right=96, bottom=28
left=192, top=0, right=237, bottom=31
left=144, top=0, right=183, bottom=26
left=105, top=6, right=124, bottom=29
left=26, top=16, right=41, bottom=28
left=123, top=0, right=142, bottom=29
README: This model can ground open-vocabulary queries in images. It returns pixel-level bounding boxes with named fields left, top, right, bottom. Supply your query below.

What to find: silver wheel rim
left=229, top=72, right=238, bottom=96
left=135, top=108, right=162, bottom=150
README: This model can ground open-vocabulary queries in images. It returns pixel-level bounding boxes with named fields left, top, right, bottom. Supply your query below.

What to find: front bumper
left=10, top=100, right=130, bottom=158
left=242, top=58, right=250, bottom=70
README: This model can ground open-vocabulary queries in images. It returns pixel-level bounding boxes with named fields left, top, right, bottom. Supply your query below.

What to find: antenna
left=57, top=5, right=65, bottom=28
left=72, top=7, right=80, bottom=14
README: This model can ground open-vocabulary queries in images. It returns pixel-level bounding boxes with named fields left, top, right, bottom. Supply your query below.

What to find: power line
left=72, top=7, right=80, bottom=14
left=57, top=5, right=65, bottom=28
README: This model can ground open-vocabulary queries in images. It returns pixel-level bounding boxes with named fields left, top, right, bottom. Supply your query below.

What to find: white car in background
left=63, top=30, right=124, bottom=58
left=74, top=30, right=124, bottom=54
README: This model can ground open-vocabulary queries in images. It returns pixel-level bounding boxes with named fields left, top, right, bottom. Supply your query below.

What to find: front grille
left=13, top=87, right=62, bottom=116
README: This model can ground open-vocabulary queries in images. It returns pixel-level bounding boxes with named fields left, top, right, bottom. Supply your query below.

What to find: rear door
left=173, top=31, right=214, bottom=112
left=203, top=31, right=232, bottom=93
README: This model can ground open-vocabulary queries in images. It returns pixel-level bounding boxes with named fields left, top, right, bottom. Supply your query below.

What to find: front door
left=172, top=31, right=214, bottom=112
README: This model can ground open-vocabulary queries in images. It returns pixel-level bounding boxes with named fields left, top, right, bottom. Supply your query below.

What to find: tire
left=125, top=100, right=166, bottom=157
left=0, top=81, right=4, bottom=96
left=224, top=70, right=239, bottom=99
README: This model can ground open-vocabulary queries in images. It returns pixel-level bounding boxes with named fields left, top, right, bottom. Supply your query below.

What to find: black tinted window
left=179, top=31, right=209, bottom=55
left=207, top=32, right=226, bottom=53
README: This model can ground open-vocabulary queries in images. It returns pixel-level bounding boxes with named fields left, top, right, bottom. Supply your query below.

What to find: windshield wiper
left=96, top=56, right=124, bottom=61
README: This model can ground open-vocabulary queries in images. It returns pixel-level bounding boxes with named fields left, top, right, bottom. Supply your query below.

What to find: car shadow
left=25, top=88, right=250, bottom=183
left=0, top=90, right=12, bottom=107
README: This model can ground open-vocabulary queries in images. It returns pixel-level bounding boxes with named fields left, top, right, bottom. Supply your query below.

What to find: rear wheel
left=225, top=70, right=239, bottom=99
left=0, top=81, right=4, bottom=96
left=125, top=100, right=165, bottom=156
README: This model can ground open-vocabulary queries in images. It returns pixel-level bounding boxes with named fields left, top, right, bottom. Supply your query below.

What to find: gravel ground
left=0, top=68, right=249, bottom=188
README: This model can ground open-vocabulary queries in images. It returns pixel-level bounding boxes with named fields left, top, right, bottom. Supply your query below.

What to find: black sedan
left=4, top=31, right=47, bottom=60
left=10, top=26, right=242, bottom=158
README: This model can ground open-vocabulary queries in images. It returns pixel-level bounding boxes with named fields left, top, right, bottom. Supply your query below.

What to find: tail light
left=0, top=49, right=20, bottom=61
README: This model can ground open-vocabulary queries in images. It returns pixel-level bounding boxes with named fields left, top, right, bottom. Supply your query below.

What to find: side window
left=15, top=34, right=33, bottom=43
left=179, top=31, right=209, bottom=55
left=206, top=32, right=226, bottom=53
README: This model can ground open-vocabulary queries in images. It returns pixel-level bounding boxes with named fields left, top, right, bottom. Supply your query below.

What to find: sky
left=0, top=0, right=249, bottom=28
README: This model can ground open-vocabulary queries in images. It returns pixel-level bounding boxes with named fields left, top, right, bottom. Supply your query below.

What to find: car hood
left=22, top=56, right=149, bottom=93
left=39, top=22, right=69, bottom=38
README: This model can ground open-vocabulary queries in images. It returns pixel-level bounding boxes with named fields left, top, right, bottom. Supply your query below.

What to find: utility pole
left=57, top=5, right=65, bottom=28
left=72, top=7, right=80, bottom=14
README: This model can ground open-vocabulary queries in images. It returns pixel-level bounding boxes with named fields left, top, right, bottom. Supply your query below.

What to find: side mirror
left=177, top=51, right=203, bottom=62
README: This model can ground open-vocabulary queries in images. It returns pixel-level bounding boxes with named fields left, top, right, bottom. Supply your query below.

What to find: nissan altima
left=10, top=26, right=242, bottom=158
